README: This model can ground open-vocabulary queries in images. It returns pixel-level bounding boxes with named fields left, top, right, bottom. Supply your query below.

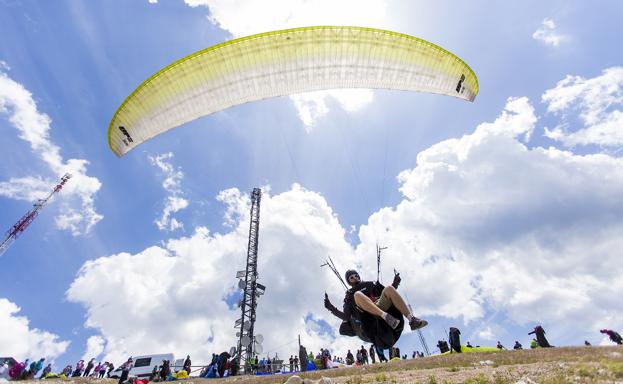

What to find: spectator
left=361, top=345, right=368, bottom=364
left=159, top=359, right=170, bottom=381
left=289, top=355, right=294, bottom=372
left=437, top=340, right=449, bottom=354
left=496, top=341, right=506, bottom=350
left=584, top=340, right=592, bottom=346
left=118, top=358, right=133, bottom=384
left=216, top=351, right=230, bottom=378
left=530, top=338, right=538, bottom=349
left=149, top=365, right=159, bottom=381
left=369, top=345, right=376, bottom=363
left=466, top=341, right=473, bottom=348
left=183, top=355, right=192, bottom=375
left=99, top=362, right=108, bottom=378
left=107, top=362, right=115, bottom=377
left=298, top=345, right=308, bottom=372
left=84, top=358, right=95, bottom=377
left=72, top=359, right=84, bottom=377
left=449, top=327, right=462, bottom=353
left=346, top=350, right=354, bottom=365
left=39, top=364, right=52, bottom=379
left=30, top=358, right=45, bottom=379
left=61, top=365, right=72, bottom=377
left=375, top=345, right=387, bottom=362
left=528, top=325, right=552, bottom=348
left=513, top=341, right=523, bottom=350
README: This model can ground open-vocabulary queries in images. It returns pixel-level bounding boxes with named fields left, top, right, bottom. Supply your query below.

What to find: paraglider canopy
left=108, top=26, right=479, bottom=157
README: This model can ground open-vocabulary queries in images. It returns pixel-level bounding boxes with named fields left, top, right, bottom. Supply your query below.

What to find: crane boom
left=0, top=173, right=72, bottom=257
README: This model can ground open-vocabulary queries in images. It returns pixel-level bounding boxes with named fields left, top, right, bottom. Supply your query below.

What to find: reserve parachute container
left=108, top=26, right=478, bottom=157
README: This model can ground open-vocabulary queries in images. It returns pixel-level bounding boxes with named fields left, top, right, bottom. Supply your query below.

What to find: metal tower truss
left=234, top=188, right=265, bottom=372
left=0, top=173, right=72, bottom=257
left=417, top=329, right=431, bottom=356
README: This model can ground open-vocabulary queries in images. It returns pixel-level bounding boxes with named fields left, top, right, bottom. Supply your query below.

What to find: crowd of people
left=0, top=357, right=114, bottom=381
left=1, top=326, right=621, bottom=382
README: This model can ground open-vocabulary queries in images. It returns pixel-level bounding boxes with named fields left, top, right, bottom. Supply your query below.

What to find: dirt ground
left=16, top=346, right=623, bottom=384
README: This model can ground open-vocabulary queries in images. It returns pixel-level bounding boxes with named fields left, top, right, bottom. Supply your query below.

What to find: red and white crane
left=0, top=173, right=72, bottom=257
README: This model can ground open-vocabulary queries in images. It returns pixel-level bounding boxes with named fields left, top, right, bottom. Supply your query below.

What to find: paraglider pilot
left=324, top=269, right=427, bottom=349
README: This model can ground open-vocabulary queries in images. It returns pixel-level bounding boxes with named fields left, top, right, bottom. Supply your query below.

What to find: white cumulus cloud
left=149, top=153, right=189, bottom=231
left=532, top=18, right=567, bottom=47
left=542, top=66, right=623, bottom=148
left=67, top=185, right=356, bottom=364
left=0, top=66, right=103, bottom=236
left=0, top=298, right=70, bottom=361
left=82, top=335, right=106, bottom=362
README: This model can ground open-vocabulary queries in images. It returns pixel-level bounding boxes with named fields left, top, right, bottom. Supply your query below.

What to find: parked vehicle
left=109, top=354, right=174, bottom=379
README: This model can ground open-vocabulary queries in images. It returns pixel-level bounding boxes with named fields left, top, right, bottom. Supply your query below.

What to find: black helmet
left=344, top=269, right=359, bottom=282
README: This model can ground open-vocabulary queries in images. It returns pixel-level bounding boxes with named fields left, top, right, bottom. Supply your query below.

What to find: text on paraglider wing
left=456, top=74, right=465, bottom=93
left=118, top=126, right=134, bottom=144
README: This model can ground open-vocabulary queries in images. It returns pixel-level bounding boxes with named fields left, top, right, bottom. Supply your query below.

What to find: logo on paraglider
left=456, top=74, right=465, bottom=93
left=118, top=126, right=134, bottom=146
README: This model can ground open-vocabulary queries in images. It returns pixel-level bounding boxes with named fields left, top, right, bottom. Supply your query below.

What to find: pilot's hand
left=392, top=272, right=401, bottom=288
left=324, top=292, right=332, bottom=310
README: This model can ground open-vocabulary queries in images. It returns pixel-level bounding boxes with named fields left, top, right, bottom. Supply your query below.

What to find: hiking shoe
left=409, top=317, right=428, bottom=330
left=383, top=313, right=400, bottom=329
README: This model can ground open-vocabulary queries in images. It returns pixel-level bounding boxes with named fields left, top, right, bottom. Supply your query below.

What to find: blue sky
left=1, top=0, right=623, bottom=369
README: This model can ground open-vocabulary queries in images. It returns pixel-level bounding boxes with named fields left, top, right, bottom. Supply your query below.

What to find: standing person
left=293, top=355, right=299, bottom=371
left=374, top=345, right=387, bottom=362
left=118, top=358, right=133, bottom=384
left=289, top=356, right=294, bottom=372
left=107, top=362, right=115, bottom=378
left=322, top=349, right=330, bottom=369
left=528, top=325, right=552, bottom=347
left=93, top=362, right=102, bottom=378
left=99, top=362, right=108, bottom=378
left=449, top=327, right=462, bottom=353
left=72, top=360, right=83, bottom=377
left=183, top=355, right=192, bottom=375
left=84, top=358, right=95, bottom=377
left=216, top=352, right=230, bottom=378
left=30, top=358, right=45, bottom=379
left=298, top=345, right=308, bottom=372
left=159, top=360, right=170, bottom=381
left=324, top=270, right=427, bottom=350
left=369, top=345, right=376, bottom=363
left=40, top=363, right=52, bottom=379
left=600, top=329, right=623, bottom=345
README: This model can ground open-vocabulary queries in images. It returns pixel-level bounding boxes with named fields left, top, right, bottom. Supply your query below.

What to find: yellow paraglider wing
left=108, top=26, right=479, bottom=157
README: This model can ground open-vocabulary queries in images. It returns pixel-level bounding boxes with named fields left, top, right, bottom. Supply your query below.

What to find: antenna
left=0, top=173, right=72, bottom=257
left=234, top=188, right=264, bottom=373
